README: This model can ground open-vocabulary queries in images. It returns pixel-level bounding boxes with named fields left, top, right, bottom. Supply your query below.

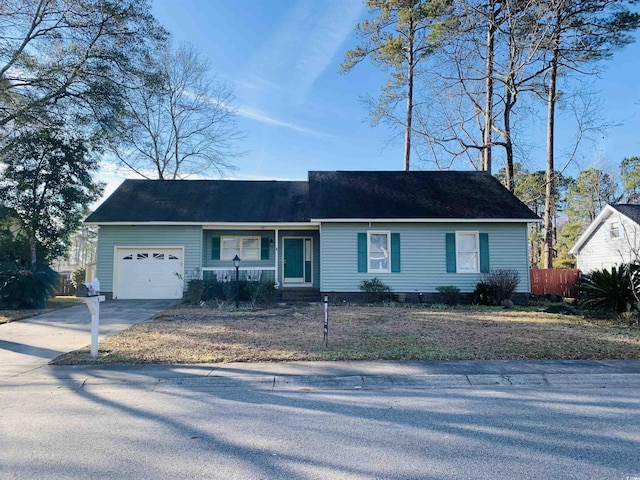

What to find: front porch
left=200, top=227, right=320, bottom=289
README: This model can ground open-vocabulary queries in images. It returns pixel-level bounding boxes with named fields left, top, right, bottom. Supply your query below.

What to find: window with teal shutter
left=261, top=237, right=270, bottom=260
left=391, top=233, right=400, bottom=272
left=479, top=233, right=489, bottom=273
left=357, top=233, right=367, bottom=272
left=445, top=233, right=456, bottom=272
left=211, top=236, right=220, bottom=260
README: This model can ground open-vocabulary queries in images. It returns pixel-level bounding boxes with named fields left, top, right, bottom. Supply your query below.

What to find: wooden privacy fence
left=530, top=269, right=580, bottom=298
left=55, top=273, right=74, bottom=296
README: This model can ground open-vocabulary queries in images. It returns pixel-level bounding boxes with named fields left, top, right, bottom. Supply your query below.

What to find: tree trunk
left=403, top=14, right=415, bottom=172
left=483, top=0, right=497, bottom=174
left=543, top=30, right=560, bottom=269
left=504, top=87, right=514, bottom=192
left=30, top=234, right=37, bottom=266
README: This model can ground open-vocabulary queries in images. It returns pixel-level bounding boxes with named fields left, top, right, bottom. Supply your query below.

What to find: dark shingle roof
left=86, top=180, right=310, bottom=223
left=309, top=171, right=539, bottom=220
left=86, top=171, right=539, bottom=224
left=611, top=204, right=640, bottom=224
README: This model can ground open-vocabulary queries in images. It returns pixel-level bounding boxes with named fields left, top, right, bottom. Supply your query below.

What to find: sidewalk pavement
left=3, top=359, right=640, bottom=393
left=0, top=300, right=175, bottom=378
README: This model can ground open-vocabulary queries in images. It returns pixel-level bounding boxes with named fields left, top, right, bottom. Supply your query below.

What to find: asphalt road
left=2, top=379, right=639, bottom=479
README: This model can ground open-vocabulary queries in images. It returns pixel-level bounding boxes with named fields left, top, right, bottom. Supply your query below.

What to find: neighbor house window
left=221, top=236, right=260, bottom=261
left=610, top=221, right=620, bottom=239
left=456, top=232, right=479, bottom=273
left=368, top=232, right=390, bottom=272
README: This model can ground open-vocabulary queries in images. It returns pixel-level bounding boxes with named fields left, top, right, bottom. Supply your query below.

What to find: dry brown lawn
left=52, top=303, right=640, bottom=365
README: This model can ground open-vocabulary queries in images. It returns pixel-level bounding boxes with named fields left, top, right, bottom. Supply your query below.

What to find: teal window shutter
left=391, top=233, right=400, bottom=272
left=445, top=233, right=456, bottom=273
left=357, top=233, right=367, bottom=273
left=211, top=236, right=220, bottom=260
left=261, top=237, right=270, bottom=260
left=479, top=233, right=489, bottom=273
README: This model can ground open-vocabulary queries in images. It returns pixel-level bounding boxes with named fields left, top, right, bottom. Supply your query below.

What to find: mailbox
left=75, top=279, right=100, bottom=297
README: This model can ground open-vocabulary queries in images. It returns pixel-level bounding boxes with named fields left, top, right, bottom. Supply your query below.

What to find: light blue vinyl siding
left=96, top=225, right=202, bottom=293
left=319, top=222, right=531, bottom=293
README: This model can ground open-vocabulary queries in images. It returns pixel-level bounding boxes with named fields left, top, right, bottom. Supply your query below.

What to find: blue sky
left=99, top=0, right=640, bottom=200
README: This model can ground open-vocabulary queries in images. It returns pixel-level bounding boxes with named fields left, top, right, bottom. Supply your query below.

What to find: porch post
left=274, top=228, right=279, bottom=288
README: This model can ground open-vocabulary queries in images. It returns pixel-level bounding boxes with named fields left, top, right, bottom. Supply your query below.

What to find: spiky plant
left=580, top=265, right=636, bottom=315
left=0, top=262, right=59, bottom=309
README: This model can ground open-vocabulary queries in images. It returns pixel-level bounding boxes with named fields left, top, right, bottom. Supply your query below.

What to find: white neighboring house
left=570, top=204, right=640, bottom=273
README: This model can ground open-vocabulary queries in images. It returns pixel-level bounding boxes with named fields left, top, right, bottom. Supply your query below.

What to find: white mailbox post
left=84, top=295, right=106, bottom=359
left=76, top=279, right=105, bottom=359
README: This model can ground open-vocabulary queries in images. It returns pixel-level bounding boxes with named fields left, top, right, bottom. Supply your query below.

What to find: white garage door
left=115, top=248, right=184, bottom=299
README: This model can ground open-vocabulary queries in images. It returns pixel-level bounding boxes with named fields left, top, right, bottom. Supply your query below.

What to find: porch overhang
left=202, top=222, right=320, bottom=230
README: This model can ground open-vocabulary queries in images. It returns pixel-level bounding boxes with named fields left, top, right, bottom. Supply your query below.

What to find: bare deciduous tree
left=111, top=43, right=243, bottom=179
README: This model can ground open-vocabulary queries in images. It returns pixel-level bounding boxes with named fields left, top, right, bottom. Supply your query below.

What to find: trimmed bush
left=0, top=262, right=59, bottom=309
left=473, top=281, right=495, bottom=306
left=248, top=280, right=276, bottom=307
left=359, top=277, right=393, bottom=303
left=436, top=285, right=461, bottom=306
left=185, top=278, right=265, bottom=305
left=473, top=269, right=520, bottom=306
left=184, top=279, right=205, bottom=304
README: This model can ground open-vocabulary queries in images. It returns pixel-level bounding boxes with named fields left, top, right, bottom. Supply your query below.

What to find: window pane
left=610, top=222, right=620, bottom=238
left=221, top=237, right=240, bottom=260
left=222, top=238, right=239, bottom=249
left=241, top=238, right=259, bottom=260
left=242, top=238, right=258, bottom=249
left=369, top=233, right=389, bottom=271
left=458, top=252, right=477, bottom=271
left=458, top=233, right=476, bottom=252
left=305, top=239, right=312, bottom=261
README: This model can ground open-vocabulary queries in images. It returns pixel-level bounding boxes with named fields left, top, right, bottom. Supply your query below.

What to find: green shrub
left=0, top=262, right=59, bottom=309
left=473, top=281, right=495, bottom=306
left=436, top=286, right=461, bottom=306
left=184, top=279, right=205, bottom=304
left=248, top=280, right=276, bottom=307
left=359, top=277, right=393, bottom=303
left=580, top=265, right=637, bottom=315
left=70, top=267, right=86, bottom=288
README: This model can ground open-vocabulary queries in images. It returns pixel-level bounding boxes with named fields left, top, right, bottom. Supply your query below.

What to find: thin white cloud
left=243, top=0, right=365, bottom=101
left=236, top=106, right=331, bottom=137
left=235, top=76, right=281, bottom=92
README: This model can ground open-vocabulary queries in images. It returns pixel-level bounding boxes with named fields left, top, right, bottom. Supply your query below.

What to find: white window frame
left=221, top=236, right=261, bottom=261
left=609, top=221, right=621, bottom=239
left=368, top=231, right=390, bottom=273
left=456, top=231, right=479, bottom=274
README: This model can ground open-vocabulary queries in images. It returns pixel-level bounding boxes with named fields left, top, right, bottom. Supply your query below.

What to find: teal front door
left=284, top=238, right=304, bottom=283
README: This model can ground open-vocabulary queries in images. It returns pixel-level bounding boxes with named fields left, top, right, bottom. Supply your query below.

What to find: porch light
left=233, top=254, right=241, bottom=268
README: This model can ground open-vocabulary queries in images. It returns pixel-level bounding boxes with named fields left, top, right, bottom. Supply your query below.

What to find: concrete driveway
left=0, top=300, right=175, bottom=378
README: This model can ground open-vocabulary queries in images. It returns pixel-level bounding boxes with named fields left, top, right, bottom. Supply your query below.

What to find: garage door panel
left=115, top=248, right=184, bottom=299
